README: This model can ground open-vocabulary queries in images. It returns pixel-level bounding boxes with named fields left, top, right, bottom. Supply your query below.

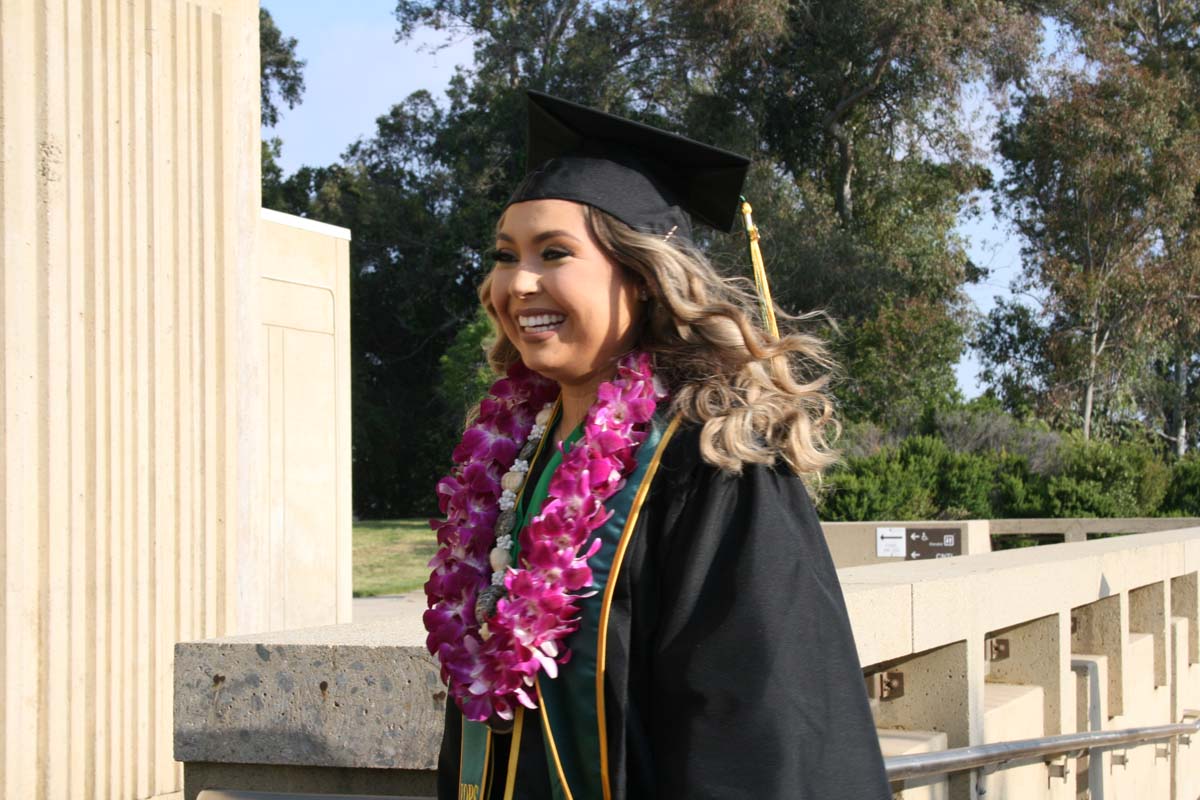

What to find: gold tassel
left=740, top=198, right=779, bottom=338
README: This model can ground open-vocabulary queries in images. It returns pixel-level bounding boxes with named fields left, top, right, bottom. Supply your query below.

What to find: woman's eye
left=542, top=247, right=572, bottom=261
left=490, top=249, right=517, bottom=264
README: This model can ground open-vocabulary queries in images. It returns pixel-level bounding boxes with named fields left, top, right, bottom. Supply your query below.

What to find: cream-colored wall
left=844, top=527, right=1200, bottom=799
left=1, top=1, right=261, bottom=798
left=258, top=210, right=353, bottom=630
left=991, top=517, right=1200, bottom=542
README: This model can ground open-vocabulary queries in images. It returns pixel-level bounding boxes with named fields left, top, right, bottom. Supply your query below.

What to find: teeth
left=518, top=313, right=565, bottom=330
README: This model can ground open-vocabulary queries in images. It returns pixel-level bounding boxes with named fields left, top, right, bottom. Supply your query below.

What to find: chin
left=516, top=351, right=587, bottom=386
left=518, top=357, right=567, bottom=385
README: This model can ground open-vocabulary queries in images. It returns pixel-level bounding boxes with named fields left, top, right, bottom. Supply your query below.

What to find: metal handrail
left=885, top=714, right=1200, bottom=782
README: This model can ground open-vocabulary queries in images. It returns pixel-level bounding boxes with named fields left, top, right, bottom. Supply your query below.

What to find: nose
left=508, top=261, right=541, bottom=298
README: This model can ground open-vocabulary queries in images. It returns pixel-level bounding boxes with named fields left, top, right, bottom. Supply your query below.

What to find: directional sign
left=876, top=526, right=906, bottom=558
left=906, top=527, right=962, bottom=559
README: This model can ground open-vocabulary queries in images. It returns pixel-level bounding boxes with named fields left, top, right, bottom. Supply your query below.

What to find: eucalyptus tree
left=987, top=1, right=1200, bottom=448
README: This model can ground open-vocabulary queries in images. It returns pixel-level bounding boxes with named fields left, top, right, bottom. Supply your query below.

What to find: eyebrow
left=495, top=229, right=583, bottom=244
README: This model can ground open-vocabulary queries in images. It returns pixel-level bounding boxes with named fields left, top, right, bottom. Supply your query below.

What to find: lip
left=513, top=307, right=566, bottom=341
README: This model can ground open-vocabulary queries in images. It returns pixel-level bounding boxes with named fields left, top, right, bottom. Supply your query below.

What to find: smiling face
left=489, top=199, right=642, bottom=388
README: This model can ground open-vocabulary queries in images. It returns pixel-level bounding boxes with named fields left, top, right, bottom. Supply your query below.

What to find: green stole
left=458, top=411, right=677, bottom=800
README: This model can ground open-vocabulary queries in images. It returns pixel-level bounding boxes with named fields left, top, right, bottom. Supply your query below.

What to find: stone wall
left=176, top=526, right=1200, bottom=800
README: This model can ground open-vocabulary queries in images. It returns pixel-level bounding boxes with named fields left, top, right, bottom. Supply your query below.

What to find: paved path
left=353, top=590, right=427, bottom=642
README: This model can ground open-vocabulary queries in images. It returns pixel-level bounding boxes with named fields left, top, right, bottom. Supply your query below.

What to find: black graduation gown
left=436, top=423, right=891, bottom=800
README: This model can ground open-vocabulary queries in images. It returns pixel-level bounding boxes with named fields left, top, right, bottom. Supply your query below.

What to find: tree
left=260, top=7, right=306, bottom=128
left=677, top=1, right=1051, bottom=424
left=260, top=7, right=307, bottom=210
left=262, top=0, right=1052, bottom=514
left=985, top=2, right=1200, bottom=449
left=975, top=299, right=1050, bottom=418
left=994, top=65, right=1185, bottom=439
left=1065, top=1, right=1200, bottom=455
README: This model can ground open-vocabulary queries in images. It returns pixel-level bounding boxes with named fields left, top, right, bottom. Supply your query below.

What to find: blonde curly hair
left=478, top=205, right=839, bottom=478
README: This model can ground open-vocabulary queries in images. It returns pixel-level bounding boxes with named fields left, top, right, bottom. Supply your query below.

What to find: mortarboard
left=505, top=91, right=752, bottom=244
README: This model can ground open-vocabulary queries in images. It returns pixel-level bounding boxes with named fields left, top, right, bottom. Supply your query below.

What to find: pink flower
left=424, top=351, right=665, bottom=722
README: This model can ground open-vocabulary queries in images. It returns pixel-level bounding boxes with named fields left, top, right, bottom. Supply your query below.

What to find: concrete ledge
left=174, top=525, right=1200, bottom=800
left=184, top=763, right=435, bottom=800
left=174, top=621, right=442, bottom=771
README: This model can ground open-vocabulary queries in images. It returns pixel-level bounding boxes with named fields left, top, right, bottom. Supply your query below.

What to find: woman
left=425, top=91, right=891, bottom=800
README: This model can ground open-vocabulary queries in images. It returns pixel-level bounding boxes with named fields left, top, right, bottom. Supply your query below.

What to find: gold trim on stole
left=595, top=415, right=682, bottom=800
left=537, top=676, right=577, bottom=800
left=502, top=708, right=525, bottom=800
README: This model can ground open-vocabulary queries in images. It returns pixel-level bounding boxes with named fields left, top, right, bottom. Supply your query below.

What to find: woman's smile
left=515, top=308, right=567, bottom=337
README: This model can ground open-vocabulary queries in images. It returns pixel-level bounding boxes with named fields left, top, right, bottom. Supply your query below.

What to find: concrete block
left=911, top=574, right=975, bottom=654
left=987, top=614, right=1064, bottom=736
left=879, top=728, right=948, bottom=800
left=1171, top=617, right=1188, bottom=723
left=1073, top=596, right=1125, bottom=718
left=1129, top=582, right=1168, bottom=688
left=1171, top=572, right=1199, bottom=666
left=1126, top=633, right=1161, bottom=725
left=981, top=683, right=1048, bottom=800
left=870, top=641, right=973, bottom=799
left=174, top=621, right=443, bottom=770
left=842, top=582, right=911, bottom=668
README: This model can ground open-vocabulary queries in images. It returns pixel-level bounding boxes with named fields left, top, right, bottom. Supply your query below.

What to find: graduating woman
left=424, top=91, right=891, bottom=800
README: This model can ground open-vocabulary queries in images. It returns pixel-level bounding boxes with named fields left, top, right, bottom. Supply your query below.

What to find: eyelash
left=490, top=247, right=573, bottom=264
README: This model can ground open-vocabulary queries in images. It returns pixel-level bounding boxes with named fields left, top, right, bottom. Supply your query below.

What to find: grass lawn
left=353, top=518, right=436, bottom=597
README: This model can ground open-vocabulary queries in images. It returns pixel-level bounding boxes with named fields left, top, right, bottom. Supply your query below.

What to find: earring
left=638, top=287, right=650, bottom=302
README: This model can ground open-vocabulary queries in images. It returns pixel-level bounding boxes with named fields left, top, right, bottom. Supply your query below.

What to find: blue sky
left=261, top=2, right=1023, bottom=397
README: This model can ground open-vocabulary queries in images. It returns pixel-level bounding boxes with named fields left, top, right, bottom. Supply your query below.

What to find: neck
left=556, top=370, right=612, bottom=442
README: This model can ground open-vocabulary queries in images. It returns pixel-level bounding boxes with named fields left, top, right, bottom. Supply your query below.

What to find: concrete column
left=1, top=2, right=261, bottom=797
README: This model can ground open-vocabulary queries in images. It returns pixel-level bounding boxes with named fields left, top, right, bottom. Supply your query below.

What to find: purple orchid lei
left=424, top=351, right=666, bottom=722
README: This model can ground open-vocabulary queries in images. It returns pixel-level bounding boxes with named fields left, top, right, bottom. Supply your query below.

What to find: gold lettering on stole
left=458, top=784, right=479, bottom=800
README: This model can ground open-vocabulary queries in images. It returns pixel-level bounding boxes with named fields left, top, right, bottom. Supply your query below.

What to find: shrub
left=1025, top=435, right=1167, bottom=518
left=1162, top=455, right=1200, bottom=516
left=822, top=435, right=1000, bottom=521
left=820, top=404, right=1173, bottom=521
left=821, top=437, right=942, bottom=521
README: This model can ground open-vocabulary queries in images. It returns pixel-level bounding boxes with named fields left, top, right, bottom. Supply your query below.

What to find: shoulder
left=653, top=419, right=819, bottom=515
left=639, top=420, right=846, bottom=622
left=643, top=419, right=825, bottom=561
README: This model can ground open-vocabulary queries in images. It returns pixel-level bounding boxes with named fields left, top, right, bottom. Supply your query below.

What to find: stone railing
left=175, top=524, right=1200, bottom=800
left=990, top=517, right=1200, bottom=543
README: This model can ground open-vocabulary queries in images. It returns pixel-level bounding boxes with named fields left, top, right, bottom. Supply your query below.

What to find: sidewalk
left=352, top=589, right=427, bottom=642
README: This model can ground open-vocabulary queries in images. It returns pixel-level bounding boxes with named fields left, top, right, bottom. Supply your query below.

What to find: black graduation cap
left=505, top=91, right=751, bottom=243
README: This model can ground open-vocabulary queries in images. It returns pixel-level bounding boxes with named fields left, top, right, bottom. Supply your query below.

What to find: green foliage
left=974, top=299, right=1049, bottom=419
left=259, top=1, right=1200, bottom=516
left=822, top=435, right=989, bottom=521
left=259, top=9, right=306, bottom=212
left=437, top=308, right=496, bottom=422
left=297, top=0, right=1041, bottom=515
left=1160, top=455, right=1200, bottom=516
left=821, top=407, right=1173, bottom=521
left=982, top=3, right=1200, bottom=448
left=1042, top=435, right=1167, bottom=518
left=259, top=7, right=306, bottom=128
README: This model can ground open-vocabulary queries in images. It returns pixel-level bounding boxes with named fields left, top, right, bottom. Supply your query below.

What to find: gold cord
left=739, top=199, right=779, bottom=338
